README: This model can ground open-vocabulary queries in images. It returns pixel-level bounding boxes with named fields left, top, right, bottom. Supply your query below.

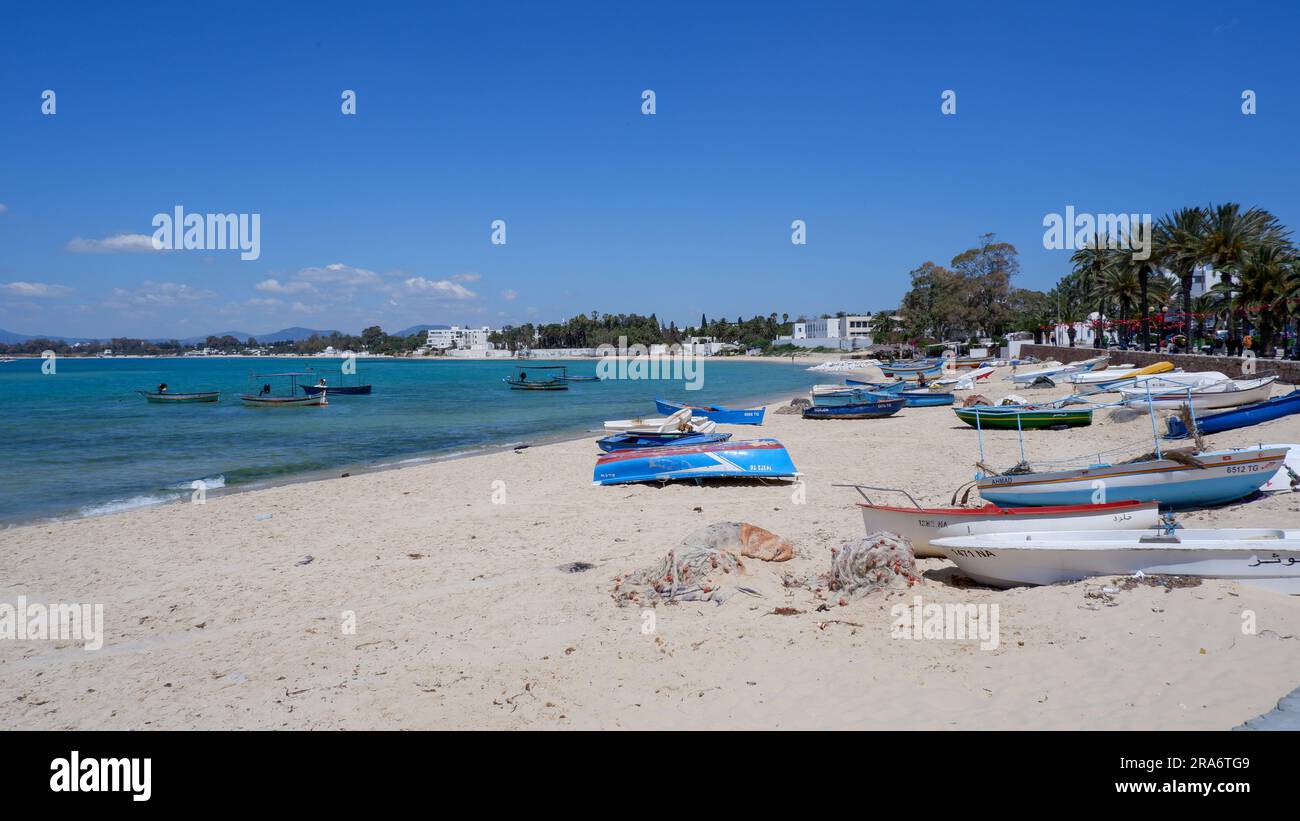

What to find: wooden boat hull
left=137, top=390, right=219, bottom=403
left=655, top=398, right=765, bottom=425
left=593, top=438, right=798, bottom=485
left=503, top=378, right=568, bottom=390
left=302, top=384, right=371, bottom=395
left=859, top=500, right=1160, bottom=558
left=596, top=432, right=731, bottom=452
left=880, top=362, right=942, bottom=377
left=1165, top=389, right=1300, bottom=439
left=1120, top=375, right=1274, bottom=410
left=844, top=379, right=911, bottom=392
left=954, top=407, right=1093, bottom=429
left=932, top=529, right=1300, bottom=593
left=976, top=446, right=1289, bottom=508
left=239, top=393, right=328, bottom=407
left=803, top=396, right=905, bottom=419
left=900, top=390, right=956, bottom=407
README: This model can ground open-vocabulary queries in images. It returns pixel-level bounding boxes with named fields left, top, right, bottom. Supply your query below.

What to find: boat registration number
left=1226, top=464, right=1265, bottom=474
left=950, top=548, right=997, bottom=558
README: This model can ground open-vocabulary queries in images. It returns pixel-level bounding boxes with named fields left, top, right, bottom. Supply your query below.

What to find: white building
left=788, top=314, right=873, bottom=349
left=426, top=325, right=496, bottom=351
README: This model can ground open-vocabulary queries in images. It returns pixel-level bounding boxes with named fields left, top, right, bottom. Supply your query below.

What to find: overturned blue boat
left=654, top=398, right=765, bottom=425
left=1165, top=388, right=1300, bottom=439
left=593, top=438, right=798, bottom=485
left=596, top=431, right=732, bottom=452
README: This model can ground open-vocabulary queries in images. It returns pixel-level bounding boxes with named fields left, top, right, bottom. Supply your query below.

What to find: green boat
left=953, top=405, right=1092, bottom=429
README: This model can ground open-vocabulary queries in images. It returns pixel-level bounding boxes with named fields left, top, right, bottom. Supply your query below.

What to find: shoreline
left=1, top=378, right=841, bottom=530
left=7, top=361, right=1295, bottom=730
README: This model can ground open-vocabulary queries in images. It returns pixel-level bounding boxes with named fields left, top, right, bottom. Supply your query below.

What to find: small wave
left=169, top=474, right=226, bottom=491
left=78, top=493, right=180, bottom=518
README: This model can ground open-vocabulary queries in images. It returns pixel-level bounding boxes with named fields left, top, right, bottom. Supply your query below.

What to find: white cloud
left=1, top=281, right=73, bottom=298
left=106, top=281, right=216, bottom=308
left=501, top=289, right=518, bottom=301
left=295, top=262, right=380, bottom=285
left=452, top=272, right=481, bottom=282
left=66, top=233, right=160, bottom=253
left=255, top=278, right=315, bottom=294
left=0, top=203, right=8, bottom=214
left=403, top=277, right=476, bottom=299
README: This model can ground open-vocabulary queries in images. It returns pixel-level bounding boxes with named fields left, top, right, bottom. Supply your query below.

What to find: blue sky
left=2, top=0, right=1298, bottom=338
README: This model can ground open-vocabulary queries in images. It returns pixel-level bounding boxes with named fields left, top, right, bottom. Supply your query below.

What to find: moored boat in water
left=240, top=372, right=328, bottom=407
left=135, top=389, right=220, bottom=403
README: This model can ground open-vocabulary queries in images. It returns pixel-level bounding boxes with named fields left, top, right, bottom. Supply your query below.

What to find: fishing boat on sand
left=932, top=528, right=1300, bottom=594
left=503, top=364, right=569, bottom=390
left=954, top=405, right=1093, bottom=429
left=845, top=484, right=1159, bottom=558
left=844, top=378, right=912, bottom=392
left=802, top=394, right=905, bottom=419
left=596, top=431, right=731, bottom=452
left=655, top=398, right=765, bottom=425
left=603, top=408, right=717, bottom=434
left=879, top=359, right=943, bottom=378
left=974, top=445, right=1289, bottom=508
left=1009, top=355, right=1107, bottom=385
left=1165, top=389, right=1300, bottom=439
left=899, top=387, right=956, bottom=407
left=1119, top=375, right=1278, bottom=411
left=239, top=373, right=328, bottom=407
left=592, top=438, right=798, bottom=485
left=1066, top=361, right=1175, bottom=386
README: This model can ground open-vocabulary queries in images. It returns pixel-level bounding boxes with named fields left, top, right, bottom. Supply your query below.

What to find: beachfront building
left=426, top=325, right=496, bottom=351
left=785, top=314, right=874, bottom=349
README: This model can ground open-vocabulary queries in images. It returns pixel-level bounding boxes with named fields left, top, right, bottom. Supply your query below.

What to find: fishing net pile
left=824, top=532, right=922, bottom=597
left=611, top=522, right=793, bottom=606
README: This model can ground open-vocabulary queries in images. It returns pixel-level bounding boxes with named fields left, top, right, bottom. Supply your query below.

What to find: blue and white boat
left=844, top=379, right=912, bottom=392
left=899, top=388, right=956, bottom=407
left=1166, top=389, right=1300, bottom=439
left=879, top=360, right=943, bottom=378
left=593, top=438, right=798, bottom=485
left=654, top=398, right=765, bottom=425
left=596, top=431, right=731, bottom=452
left=976, top=445, right=1289, bottom=508
left=803, top=395, right=905, bottom=419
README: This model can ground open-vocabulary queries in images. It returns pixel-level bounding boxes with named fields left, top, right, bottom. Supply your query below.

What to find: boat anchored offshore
left=239, top=372, right=328, bottom=407
left=135, top=389, right=219, bottom=403
left=300, top=366, right=372, bottom=395
left=503, top=364, right=569, bottom=390
left=592, top=438, right=798, bottom=485
left=932, top=527, right=1300, bottom=594
left=654, top=398, right=765, bottom=425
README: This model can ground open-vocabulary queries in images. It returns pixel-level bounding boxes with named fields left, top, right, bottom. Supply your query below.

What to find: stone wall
left=1020, top=344, right=1300, bottom=385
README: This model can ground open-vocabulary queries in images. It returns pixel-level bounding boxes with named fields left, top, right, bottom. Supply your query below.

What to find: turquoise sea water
left=0, top=357, right=819, bottom=525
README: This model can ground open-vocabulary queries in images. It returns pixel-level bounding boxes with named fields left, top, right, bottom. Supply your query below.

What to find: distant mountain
left=0, top=328, right=98, bottom=344
left=392, top=324, right=449, bottom=337
left=254, top=326, right=340, bottom=343
left=177, top=331, right=255, bottom=345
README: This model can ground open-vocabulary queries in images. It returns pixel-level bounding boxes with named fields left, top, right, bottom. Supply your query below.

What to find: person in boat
left=259, top=383, right=271, bottom=396
left=157, top=383, right=168, bottom=393
left=317, top=378, right=328, bottom=387
left=518, top=370, right=527, bottom=382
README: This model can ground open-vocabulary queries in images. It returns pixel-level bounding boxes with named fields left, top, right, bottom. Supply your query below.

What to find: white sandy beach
left=3, top=362, right=1300, bottom=730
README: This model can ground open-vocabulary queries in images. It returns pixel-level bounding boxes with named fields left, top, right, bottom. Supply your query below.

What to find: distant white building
left=788, top=314, right=873, bottom=349
left=426, top=325, right=496, bottom=351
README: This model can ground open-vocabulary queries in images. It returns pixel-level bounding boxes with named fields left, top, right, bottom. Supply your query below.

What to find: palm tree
left=1099, top=265, right=1140, bottom=346
left=1153, top=206, right=1207, bottom=346
left=1198, top=204, right=1290, bottom=349
left=1070, top=235, right=1114, bottom=331
left=1235, top=242, right=1296, bottom=355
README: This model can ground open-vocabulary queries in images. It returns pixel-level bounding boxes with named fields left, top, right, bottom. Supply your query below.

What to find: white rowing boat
left=858, top=500, right=1160, bottom=558
left=932, top=529, right=1300, bottom=594
left=1119, top=375, right=1277, bottom=410
left=603, top=408, right=717, bottom=434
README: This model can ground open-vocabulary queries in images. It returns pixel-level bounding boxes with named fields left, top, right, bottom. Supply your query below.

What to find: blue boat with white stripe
left=654, top=398, right=765, bottom=425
